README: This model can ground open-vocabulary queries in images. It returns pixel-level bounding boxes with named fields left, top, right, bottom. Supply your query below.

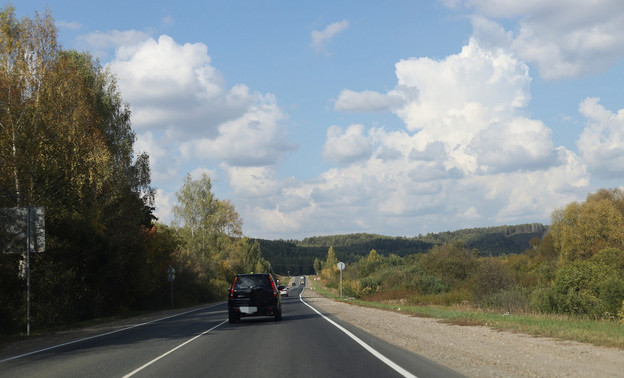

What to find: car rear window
left=235, top=275, right=269, bottom=289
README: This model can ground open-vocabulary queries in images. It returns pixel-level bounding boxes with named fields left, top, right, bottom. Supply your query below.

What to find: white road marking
left=122, top=320, right=228, bottom=377
left=300, top=290, right=418, bottom=378
left=0, top=303, right=223, bottom=363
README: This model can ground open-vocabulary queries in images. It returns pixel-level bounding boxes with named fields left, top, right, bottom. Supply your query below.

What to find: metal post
left=26, top=207, right=31, bottom=336
left=167, top=265, right=175, bottom=309
left=170, top=280, right=174, bottom=309
left=337, top=262, right=345, bottom=298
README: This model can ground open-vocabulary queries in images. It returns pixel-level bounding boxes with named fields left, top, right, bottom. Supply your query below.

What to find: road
left=0, top=282, right=460, bottom=378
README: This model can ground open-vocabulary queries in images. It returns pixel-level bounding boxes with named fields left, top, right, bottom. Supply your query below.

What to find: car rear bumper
left=228, top=302, right=280, bottom=317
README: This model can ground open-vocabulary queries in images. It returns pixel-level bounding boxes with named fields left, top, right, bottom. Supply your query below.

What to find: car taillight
left=229, top=277, right=238, bottom=299
left=269, top=277, right=278, bottom=297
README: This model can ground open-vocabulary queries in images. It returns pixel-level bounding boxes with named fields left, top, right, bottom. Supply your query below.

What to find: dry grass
left=313, top=281, right=624, bottom=349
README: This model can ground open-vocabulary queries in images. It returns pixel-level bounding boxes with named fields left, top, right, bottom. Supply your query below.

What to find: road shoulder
left=301, top=287, right=624, bottom=377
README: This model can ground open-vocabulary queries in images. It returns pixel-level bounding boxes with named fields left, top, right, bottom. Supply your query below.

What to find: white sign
left=337, top=262, right=345, bottom=270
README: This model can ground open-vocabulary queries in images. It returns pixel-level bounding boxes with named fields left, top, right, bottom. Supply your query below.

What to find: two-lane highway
left=0, top=283, right=460, bottom=377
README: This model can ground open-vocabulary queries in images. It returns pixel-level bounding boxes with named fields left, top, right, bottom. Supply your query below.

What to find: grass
left=311, top=281, right=624, bottom=349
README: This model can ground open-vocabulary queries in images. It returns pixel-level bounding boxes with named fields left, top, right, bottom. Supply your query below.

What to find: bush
left=539, top=259, right=624, bottom=317
left=471, top=258, right=514, bottom=301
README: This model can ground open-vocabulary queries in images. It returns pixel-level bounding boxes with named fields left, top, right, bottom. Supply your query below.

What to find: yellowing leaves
left=551, top=189, right=624, bottom=263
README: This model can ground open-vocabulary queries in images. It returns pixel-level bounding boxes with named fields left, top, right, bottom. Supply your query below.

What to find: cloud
left=242, top=36, right=590, bottom=238
left=56, top=20, right=82, bottom=30
left=334, top=89, right=409, bottom=112
left=322, top=124, right=373, bottom=165
left=109, top=35, right=253, bottom=136
left=101, top=34, right=297, bottom=225
left=454, top=0, right=624, bottom=79
left=77, top=29, right=151, bottom=59
left=577, top=97, right=624, bottom=179
left=387, top=38, right=533, bottom=174
left=180, top=94, right=295, bottom=167
left=223, top=165, right=281, bottom=198
left=162, top=15, right=174, bottom=26
left=310, top=20, right=349, bottom=54
left=469, top=118, right=562, bottom=173
left=154, top=189, right=174, bottom=224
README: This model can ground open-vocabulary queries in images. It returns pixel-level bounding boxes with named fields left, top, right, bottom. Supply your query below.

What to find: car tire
left=228, top=309, right=240, bottom=323
left=274, top=308, right=282, bottom=321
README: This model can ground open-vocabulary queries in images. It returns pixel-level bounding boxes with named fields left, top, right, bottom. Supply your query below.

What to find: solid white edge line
left=300, top=289, right=418, bottom=378
left=122, top=320, right=228, bottom=378
left=0, top=303, right=224, bottom=364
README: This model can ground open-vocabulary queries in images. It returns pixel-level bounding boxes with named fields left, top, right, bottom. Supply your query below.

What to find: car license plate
left=240, top=306, right=257, bottom=314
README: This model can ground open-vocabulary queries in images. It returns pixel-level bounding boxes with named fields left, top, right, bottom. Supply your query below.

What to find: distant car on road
left=278, top=285, right=288, bottom=297
left=228, top=273, right=282, bottom=323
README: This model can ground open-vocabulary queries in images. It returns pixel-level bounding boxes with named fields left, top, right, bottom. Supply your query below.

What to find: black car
left=228, top=273, right=282, bottom=323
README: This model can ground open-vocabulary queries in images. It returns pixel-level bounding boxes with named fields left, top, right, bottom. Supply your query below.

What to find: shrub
left=471, top=258, right=514, bottom=302
left=541, top=259, right=624, bottom=317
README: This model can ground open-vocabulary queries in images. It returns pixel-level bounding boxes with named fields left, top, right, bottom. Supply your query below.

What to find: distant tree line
left=258, top=223, right=548, bottom=275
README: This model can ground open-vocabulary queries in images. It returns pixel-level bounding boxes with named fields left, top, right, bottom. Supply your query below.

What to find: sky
left=14, top=0, right=624, bottom=240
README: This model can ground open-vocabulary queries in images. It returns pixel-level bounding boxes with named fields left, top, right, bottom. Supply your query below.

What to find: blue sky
left=14, top=1, right=624, bottom=239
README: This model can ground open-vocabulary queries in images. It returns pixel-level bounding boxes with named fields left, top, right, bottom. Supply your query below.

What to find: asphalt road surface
left=0, top=283, right=461, bottom=378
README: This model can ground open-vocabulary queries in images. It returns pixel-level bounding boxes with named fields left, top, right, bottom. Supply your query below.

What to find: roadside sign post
left=1, top=207, right=45, bottom=336
left=167, top=265, right=175, bottom=308
left=337, top=262, right=345, bottom=297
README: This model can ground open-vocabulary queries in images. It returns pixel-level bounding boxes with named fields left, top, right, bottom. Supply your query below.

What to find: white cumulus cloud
left=100, top=34, right=296, bottom=225
left=244, top=35, right=590, bottom=238
left=452, top=0, right=624, bottom=79
left=577, top=98, right=624, bottom=179
left=322, top=124, right=373, bottom=165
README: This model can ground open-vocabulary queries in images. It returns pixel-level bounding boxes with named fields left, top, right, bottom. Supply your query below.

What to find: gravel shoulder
left=301, top=287, right=624, bottom=378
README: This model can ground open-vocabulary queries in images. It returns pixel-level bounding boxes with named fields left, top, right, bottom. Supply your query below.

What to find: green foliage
left=419, top=241, right=478, bottom=289
left=325, top=246, right=338, bottom=269
left=535, top=256, right=624, bottom=317
left=358, top=249, right=383, bottom=276
left=420, top=224, right=548, bottom=255
left=550, top=189, right=624, bottom=262
left=471, top=258, right=514, bottom=302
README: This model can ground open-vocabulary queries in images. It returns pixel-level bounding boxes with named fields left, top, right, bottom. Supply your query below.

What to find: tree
left=172, top=172, right=244, bottom=295
left=550, top=189, right=624, bottom=262
left=325, top=246, right=338, bottom=270
left=419, top=241, right=477, bottom=289
left=0, top=6, right=161, bottom=331
left=359, top=249, right=383, bottom=276
left=313, top=257, right=322, bottom=274
left=241, top=238, right=262, bottom=273
left=0, top=5, right=58, bottom=206
left=174, top=173, right=242, bottom=248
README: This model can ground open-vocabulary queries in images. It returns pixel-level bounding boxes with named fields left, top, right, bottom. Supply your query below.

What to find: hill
left=256, top=223, right=549, bottom=275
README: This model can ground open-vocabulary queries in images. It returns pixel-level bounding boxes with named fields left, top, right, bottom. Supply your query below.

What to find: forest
left=0, top=7, right=268, bottom=336
left=256, top=223, right=548, bottom=276
left=1, top=6, right=623, bottom=338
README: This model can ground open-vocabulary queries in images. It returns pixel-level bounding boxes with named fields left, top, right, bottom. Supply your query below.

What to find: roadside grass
left=311, top=281, right=624, bottom=349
